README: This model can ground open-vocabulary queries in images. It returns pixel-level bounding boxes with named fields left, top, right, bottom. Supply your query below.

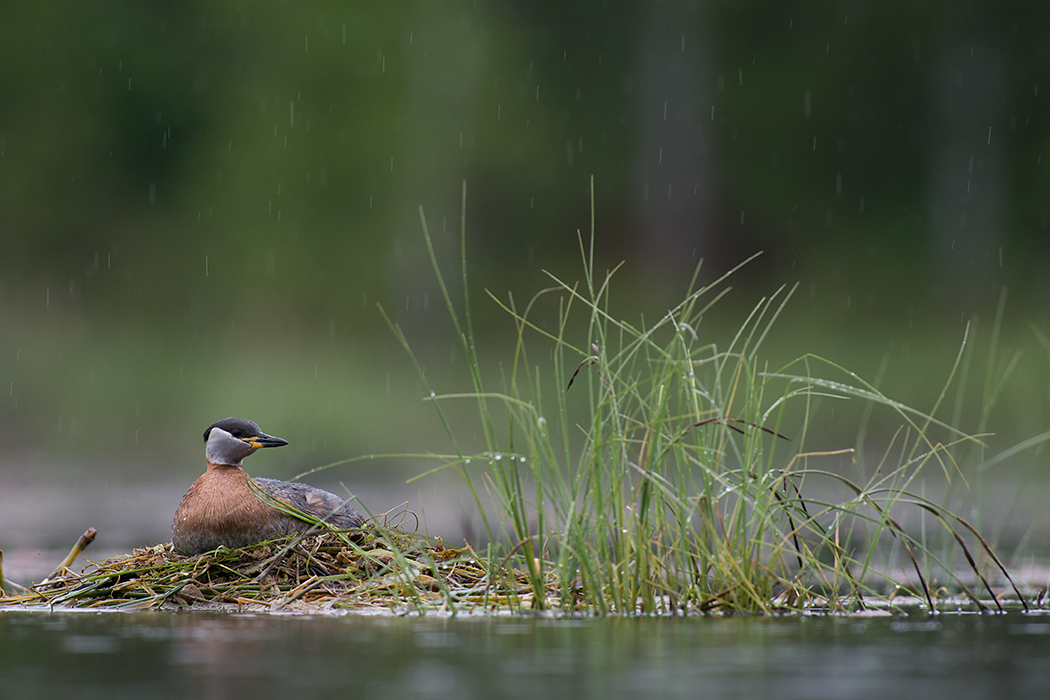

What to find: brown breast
left=171, top=465, right=300, bottom=555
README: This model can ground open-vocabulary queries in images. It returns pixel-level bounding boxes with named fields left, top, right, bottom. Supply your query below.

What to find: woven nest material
left=0, top=528, right=560, bottom=613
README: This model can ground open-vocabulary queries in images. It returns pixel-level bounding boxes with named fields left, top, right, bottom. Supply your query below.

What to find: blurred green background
left=2, top=2, right=1050, bottom=561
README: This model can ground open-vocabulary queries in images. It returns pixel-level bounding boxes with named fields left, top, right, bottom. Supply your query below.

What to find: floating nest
left=0, top=526, right=560, bottom=613
left=3, top=526, right=1036, bottom=615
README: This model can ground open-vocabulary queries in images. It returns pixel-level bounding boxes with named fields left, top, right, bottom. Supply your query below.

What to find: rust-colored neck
left=205, top=460, right=246, bottom=473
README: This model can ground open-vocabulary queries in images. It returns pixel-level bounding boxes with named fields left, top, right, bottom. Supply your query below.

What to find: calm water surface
left=1, top=610, right=1048, bottom=699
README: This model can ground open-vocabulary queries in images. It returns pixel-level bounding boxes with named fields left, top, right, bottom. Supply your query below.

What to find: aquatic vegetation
left=0, top=519, right=561, bottom=613
left=377, top=179, right=1029, bottom=615
left=0, top=181, right=1033, bottom=616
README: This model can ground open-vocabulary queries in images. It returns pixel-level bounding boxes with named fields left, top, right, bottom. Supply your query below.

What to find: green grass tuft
left=382, top=177, right=1028, bottom=615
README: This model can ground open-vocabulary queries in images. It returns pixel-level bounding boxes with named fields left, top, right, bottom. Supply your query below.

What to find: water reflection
left=2, top=611, right=1049, bottom=699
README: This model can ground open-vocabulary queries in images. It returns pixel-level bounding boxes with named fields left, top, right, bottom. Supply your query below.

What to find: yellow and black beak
left=242, top=432, right=289, bottom=449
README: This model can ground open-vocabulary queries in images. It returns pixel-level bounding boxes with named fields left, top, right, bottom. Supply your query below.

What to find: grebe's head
left=203, top=417, right=288, bottom=466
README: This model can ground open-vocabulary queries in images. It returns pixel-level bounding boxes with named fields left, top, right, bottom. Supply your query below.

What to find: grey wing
left=253, top=477, right=365, bottom=529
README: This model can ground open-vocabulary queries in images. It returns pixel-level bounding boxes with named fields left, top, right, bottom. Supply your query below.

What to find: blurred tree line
left=1, top=0, right=1049, bottom=456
